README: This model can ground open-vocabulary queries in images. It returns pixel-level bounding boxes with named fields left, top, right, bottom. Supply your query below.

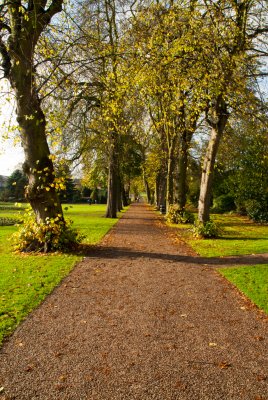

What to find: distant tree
left=225, top=118, right=268, bottom=222
left=5, top=169, right=28, bottom=201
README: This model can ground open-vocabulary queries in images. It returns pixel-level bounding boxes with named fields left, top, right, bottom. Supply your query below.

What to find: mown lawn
left=219, top=265, right=268, bottom=314
left=0, top=203, right=126, bottom=345
left=169, top=213, right=268, bottom=257
left=167, top=212, right=268, bottom=314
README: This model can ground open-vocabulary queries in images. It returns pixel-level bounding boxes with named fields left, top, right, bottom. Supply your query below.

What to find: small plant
left=12, top=211, right=84, bottom=253
left=192, top=220, right=222, bottom=238
left=166, top=204, right=195, bottom=224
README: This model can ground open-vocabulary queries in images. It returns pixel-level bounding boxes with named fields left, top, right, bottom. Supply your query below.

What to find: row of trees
left=0, top=0, right=267, bottom=250
left=0, top=169, right=108, bottom=204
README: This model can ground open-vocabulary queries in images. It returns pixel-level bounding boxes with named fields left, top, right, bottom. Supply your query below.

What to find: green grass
left=219, top=265, right=268, bottom=314
left=0, top=203, right=125, bottom=345
left=169, top=213, right=268, bottom=258
left=63, top=204, right=126, bottom=244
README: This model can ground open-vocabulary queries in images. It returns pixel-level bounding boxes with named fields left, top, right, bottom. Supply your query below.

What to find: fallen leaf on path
left=25, top=365, right=34, bottom=372
left=218, top=361, right=232, bottom=369
left=254, top=336, right=265, bottom=341
left=256, top=375, right=267, bottom=382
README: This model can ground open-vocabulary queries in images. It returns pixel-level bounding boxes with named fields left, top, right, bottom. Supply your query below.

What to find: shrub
left=245, top=199, right=268, bottom=223
left=192, top=220, right=222, bottom=238
left=213, top=194, right=236, bottom=213
left=12, top=211, right=84, bottom=253
left=166, top=204, right=195, bottom=224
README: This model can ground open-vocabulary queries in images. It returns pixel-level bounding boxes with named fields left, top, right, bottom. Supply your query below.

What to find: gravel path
left=0, top=203, right=267, bottom=400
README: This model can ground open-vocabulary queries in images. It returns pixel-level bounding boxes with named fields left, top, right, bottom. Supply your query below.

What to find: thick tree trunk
left=10, top=57, right=63, bottom=224
left=156, top=172, right=167, bottom=209
left=106, top=134, right=118, bottom=218
left=198, top=98, right=229, bottom=223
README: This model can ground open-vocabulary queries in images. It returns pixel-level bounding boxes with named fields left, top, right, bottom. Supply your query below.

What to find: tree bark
left=106, top=134, right=118, bottom=218
left=143, top=169, right=151, bottom=204
left=198, top=98, right=229, bottom=224
left=117, top=177, right=123, bottom=212
left=156, top=171, right=167, bottom=209
left=166, top=141, right=176, bottom=211
left=177, top=130, right=192, bottom=210
left=122, top=184, right=129, bottom=207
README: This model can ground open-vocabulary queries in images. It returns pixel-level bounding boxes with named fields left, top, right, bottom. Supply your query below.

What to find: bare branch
left=0, top=36, right=11, bottom=77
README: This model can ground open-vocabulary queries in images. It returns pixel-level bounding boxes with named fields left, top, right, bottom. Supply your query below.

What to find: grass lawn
left=219, top=265, right=268, bottom=314
left=166, top=212, right=268, bottom=314
left=168, top=213, right=268, bottom=258
left=0, top=203, right=126, bottom=346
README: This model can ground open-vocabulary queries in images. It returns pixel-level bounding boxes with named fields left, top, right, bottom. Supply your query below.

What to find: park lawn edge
left=217, top=264, right=268, bottom=315
left=0, top=205, right=127, bottom=347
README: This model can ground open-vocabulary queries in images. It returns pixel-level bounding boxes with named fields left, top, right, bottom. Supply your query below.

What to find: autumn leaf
left=218, top=361, right=232, bottom=369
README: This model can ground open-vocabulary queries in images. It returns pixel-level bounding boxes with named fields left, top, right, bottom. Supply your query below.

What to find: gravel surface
left=0, top=203, right=267, bottom=400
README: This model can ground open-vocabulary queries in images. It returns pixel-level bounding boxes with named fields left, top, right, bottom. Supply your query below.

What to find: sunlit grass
left=168, top=213, right=268, bottom=257
left=219, top=265, right=268, bottom=314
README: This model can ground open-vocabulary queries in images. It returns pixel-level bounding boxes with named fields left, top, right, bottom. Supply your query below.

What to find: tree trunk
left=106, top=134, right=118, bottom=218
left=143, top=171, right=151, bottom=204
left=177, top=130, right=191, bottom=210
left=122, top=185, right=129, bottom=207
left=198, top=98, right=229, bottom=224
left=157, top=172, right=167, bottom=209
left=117, top=177, right=123, bottom=212
left=166, top=145, right=176, bottom=212
left=10, top=54, right=63, bottom=224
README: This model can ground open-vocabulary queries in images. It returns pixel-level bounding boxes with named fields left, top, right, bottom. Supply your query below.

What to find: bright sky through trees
left=0, top=83, right=24, bottom=176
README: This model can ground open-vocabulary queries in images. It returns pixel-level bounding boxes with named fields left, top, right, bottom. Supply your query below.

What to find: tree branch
left=248, top=26, right=268, bottom=39
left=0, top=36, right=11, bottom=77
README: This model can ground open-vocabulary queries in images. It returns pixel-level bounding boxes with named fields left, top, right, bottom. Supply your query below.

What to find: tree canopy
left=1, top=0, right=268, bottom=248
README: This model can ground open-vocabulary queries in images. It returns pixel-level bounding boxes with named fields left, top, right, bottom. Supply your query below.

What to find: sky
left=0, top=87, right=24, bottom=177
left=0, top=140, right=24, bottom=177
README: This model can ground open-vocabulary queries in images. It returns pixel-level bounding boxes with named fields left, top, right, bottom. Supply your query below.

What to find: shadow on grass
left=76, top=244, right=268, bottom=269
